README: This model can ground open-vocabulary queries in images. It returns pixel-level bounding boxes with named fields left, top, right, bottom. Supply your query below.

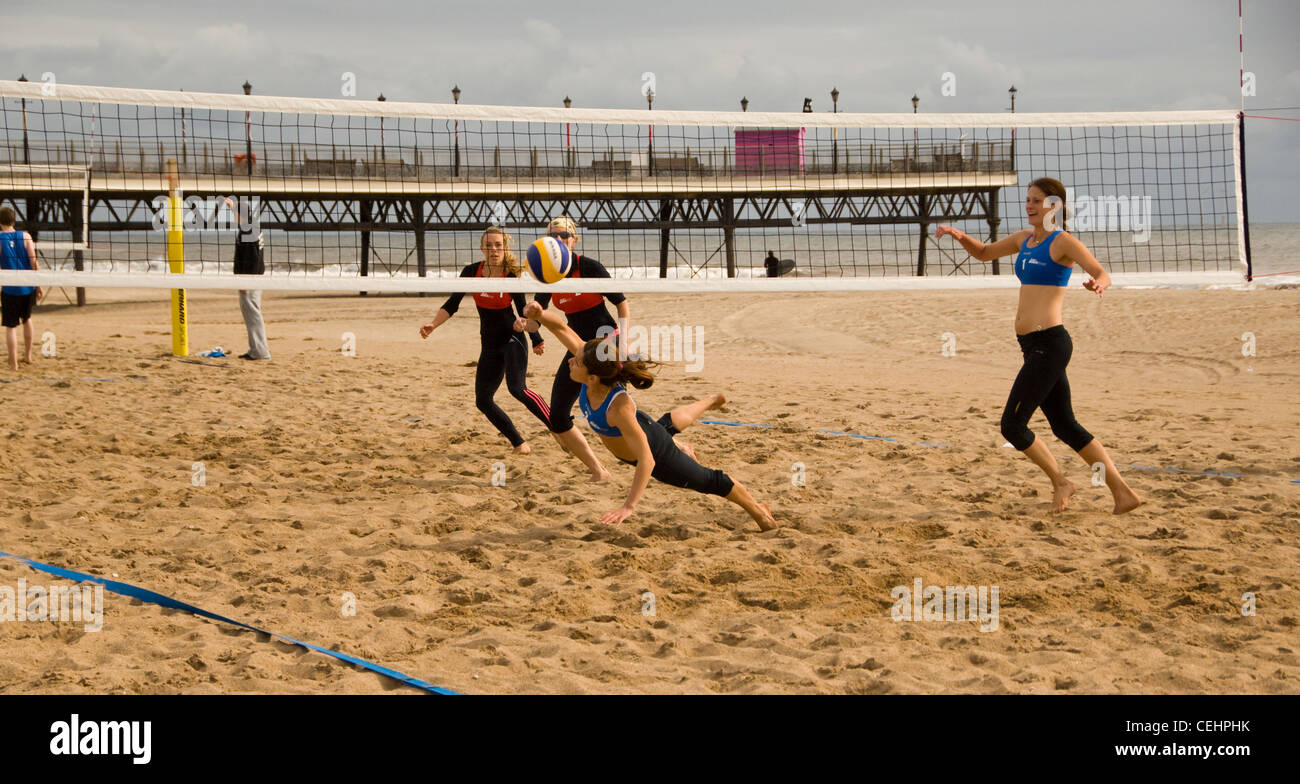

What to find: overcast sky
left=4, top=0, right=1297, bottom=220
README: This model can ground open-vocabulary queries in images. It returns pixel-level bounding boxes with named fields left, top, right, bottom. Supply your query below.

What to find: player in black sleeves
left=526, top=216, right=629, bottom=481
left=420, top=227, right=550, bottom=454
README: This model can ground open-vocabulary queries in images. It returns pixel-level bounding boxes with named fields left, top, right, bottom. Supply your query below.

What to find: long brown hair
left=480, top=226, right=520, bottom=277
left=1029, top=177, right=1068, bottom=232
left=581, top=338, right=658, bottom=389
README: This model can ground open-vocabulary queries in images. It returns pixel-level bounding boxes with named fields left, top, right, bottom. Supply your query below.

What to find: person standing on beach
left=0, top=207, right=42, bottom=372
left=935, top=176, right=1141, bottom=515
left=529, top=216, right=629, bottom=482
left=420, top=226, right=550, bottom=454
left=226, top=194, right=270, bottom=360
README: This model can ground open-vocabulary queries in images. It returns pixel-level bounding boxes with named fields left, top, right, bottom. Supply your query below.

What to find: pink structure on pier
left=734, top=127, right=805, bottom=174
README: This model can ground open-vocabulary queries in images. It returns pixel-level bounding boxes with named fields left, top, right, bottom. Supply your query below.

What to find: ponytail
left=581, top=339, right=658, bottom=389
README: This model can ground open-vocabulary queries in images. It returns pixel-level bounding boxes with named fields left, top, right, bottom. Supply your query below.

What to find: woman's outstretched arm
left=1056, top=233, right=1112, bottom=297
left=524, top=301, right=585, bottom=354
left=602, top=394, right=654, bottom=525
left=935, top=226, right=1030, bottom=261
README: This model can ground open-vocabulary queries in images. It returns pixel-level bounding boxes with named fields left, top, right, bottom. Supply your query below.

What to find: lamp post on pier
left=452, top=85, right=461, bottom=177
left=1007, top=85, right=1018, bottom=168
left=242, top=80, right=253, bottom=177
left=563, top=95, right=572, bottom=172
left=17, top=74, right=29, bottom=164
left=377, top=93, right=386, bottom=161
left=911, top=93, right=919, bottom=171
left=646, top=87, right=654, bottom=176
left=831, top=86, right=839, bottom=174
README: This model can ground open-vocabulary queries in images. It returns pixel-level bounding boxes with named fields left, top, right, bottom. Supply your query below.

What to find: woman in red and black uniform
left=528, top=216, right=629, bottom=481
left=420, top=227, right=550, bottom=454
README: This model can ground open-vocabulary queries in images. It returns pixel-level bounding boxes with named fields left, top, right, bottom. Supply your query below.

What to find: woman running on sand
left=523, top=300, right=777, bottom=531
left=935, top=176, right=1141, bottom=515
left=420, top=227, right=550, bottom=454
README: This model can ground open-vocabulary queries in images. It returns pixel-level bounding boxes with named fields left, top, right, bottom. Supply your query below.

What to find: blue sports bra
left=1014, top=230, right=1072, bottom=287
left=579, top=383, right=626, bottom=437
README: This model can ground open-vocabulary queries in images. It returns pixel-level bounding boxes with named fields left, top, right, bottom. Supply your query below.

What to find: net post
left=1236, top=112, right=1253, bottom=280
left=359, top=198, right=371, bottom=296
left=915, top=194, right=930, bottom=276
left=987, top=187, right=1001, bottom=276
left=658, top=199, right=672, bottom=278
left=72, top=189, right=86, bottom=305
left=165, top=158, right=188, bottom=357
left=412, top=198, right=427, bottom=296
left=724, top=198, right=736, bottom=277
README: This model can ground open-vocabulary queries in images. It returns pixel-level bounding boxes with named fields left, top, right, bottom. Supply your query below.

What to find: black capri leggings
left=475, top=334, right=551, bottom=448
left=547, top=352, right=583, bottom=434
left=1000, top=325, right=1095, bottom=453
left=618, top=411, right=735, bottom=498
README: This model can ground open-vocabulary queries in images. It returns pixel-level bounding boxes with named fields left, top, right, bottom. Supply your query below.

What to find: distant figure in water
left=764, top=250, right=795, bottom=278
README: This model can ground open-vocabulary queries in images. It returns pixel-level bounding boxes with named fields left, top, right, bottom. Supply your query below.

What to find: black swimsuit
left=579, top=384, right=734, bottom=498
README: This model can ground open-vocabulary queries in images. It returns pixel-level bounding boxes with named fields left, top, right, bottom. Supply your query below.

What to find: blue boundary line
left=820, top=429, right=899, bottom=443
left=0, top=551, right=456, bottom=695
left=700, top=419, right=774, bottom=429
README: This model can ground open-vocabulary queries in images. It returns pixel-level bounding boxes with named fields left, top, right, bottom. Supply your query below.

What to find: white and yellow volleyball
left=526, top=236, right=574, bottom=283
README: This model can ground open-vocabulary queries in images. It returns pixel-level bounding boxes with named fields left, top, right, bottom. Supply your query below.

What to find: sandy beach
left=1, top=283, right=1297, bottom=694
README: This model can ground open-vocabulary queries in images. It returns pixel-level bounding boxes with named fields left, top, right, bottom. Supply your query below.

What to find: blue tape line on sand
left=0, top=551, right=456, bottom=695
left=700, top=419, right=774, bottom=429
left=820, top=429, right=899, bottom=443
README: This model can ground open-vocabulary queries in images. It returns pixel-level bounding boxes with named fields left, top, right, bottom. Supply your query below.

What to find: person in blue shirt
left=522, top=299, right=777, bottom=531
left=935, top=177, right=1141, bottom=515
left=0, top=207, right=43, bottom=372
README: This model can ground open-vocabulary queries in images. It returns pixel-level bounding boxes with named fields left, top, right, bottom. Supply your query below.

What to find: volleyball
left=526, top=237, right=573, bottom=283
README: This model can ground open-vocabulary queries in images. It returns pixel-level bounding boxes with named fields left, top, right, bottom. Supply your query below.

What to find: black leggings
left=476, top=334, right=551, bottom=447
left=1000, top=325, right=1095, bottom=452
left=547, top=352, right=584, bottom=434
left=617, top=411, right=735, bottom=498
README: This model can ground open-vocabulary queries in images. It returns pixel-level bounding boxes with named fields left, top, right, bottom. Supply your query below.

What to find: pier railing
left=1, top=138, right=1013, bottom=181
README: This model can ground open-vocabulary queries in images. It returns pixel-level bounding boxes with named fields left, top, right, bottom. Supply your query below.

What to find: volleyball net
left=0, top=80, right=1247, bottom=293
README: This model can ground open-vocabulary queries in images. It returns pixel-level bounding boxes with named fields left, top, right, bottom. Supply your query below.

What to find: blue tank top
left=1014, top=230, right=1072, bottom=287
left=0, top=230, right=35, bottom=296
left=579, top=383, right=627, bottom=437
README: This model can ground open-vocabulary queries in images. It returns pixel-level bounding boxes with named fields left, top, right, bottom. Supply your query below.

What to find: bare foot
left=1051, top=479, right=1075, bottom=513
left=754, top=502, right=778, bottom=532
left=674, top=438, right=697, bottom=461
left=513, top=442, right=532, bottom=455
left=589, top=466, right=612, bottom=482
left=1112, top=488, right=1142, bottom=515
left=21, top=356, right=33, bottom=364
left=710, top=392, right=728, bottom=411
